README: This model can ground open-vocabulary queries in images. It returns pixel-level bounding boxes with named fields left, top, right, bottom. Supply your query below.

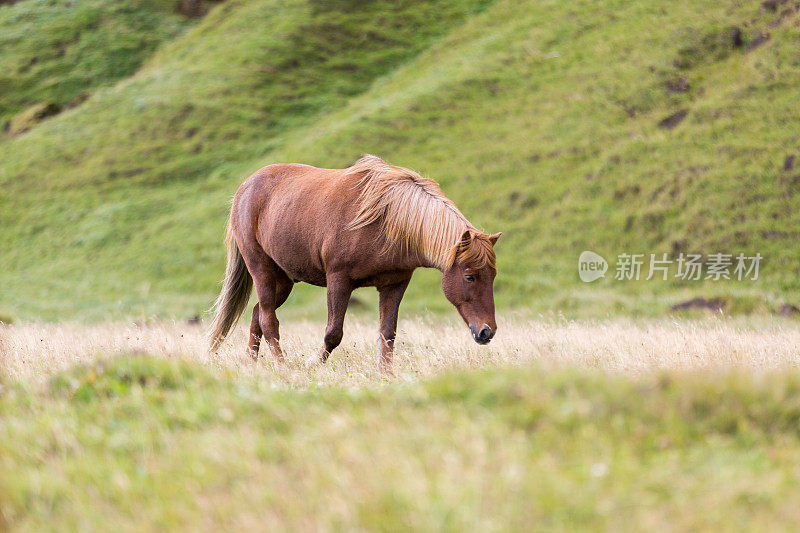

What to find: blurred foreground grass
left=2, top=318, right=800, bottom=530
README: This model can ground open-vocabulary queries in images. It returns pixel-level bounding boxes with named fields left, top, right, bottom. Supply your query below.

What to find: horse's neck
left=379, top=203, right=470, bottom=272
left=375, top=237, right=440, bottom=272
left=414, top=253, right=440, bottom=271
left=393, top=246, right=437, bottom=271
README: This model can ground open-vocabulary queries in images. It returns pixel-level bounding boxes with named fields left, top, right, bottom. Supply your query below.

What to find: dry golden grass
left=3, top=316, right=799, bottom=387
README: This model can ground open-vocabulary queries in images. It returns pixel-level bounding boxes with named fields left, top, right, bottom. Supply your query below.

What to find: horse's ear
left=459, top=230, right=473, bottom=249
left=488, top=232, right=502, bottom=246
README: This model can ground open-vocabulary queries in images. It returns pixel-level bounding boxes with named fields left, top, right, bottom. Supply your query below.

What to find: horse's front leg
left=377, top=278, right=411, bottom=375
left=312, top=272, right=353, bottom=366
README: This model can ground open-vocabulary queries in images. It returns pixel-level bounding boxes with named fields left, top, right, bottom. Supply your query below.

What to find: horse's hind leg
left=233, top=189, right=293, bottom=362
left=250, top=263, right=293, bottom=363
left=248, top=304, right=262, bottom=359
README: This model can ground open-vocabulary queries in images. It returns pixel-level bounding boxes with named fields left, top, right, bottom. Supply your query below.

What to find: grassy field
left=1, top=0, right=799, bottom=322
left=4, top=1, right=800, bottom=530
left=3, top=318, right=800, bottom=530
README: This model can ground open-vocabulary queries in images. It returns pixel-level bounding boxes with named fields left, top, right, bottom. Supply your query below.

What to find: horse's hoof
left=304, top=355, right=324, bottom=370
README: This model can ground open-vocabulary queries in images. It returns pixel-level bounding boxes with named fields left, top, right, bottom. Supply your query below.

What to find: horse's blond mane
left=347, top=155, right=495, bottom=270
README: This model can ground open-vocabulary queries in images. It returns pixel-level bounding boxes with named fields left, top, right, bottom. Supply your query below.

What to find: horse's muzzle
left=471, top=324, right=495, bottom=345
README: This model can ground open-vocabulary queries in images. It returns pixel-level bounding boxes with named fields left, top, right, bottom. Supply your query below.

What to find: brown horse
left=208, top=155, right=501, bottom=373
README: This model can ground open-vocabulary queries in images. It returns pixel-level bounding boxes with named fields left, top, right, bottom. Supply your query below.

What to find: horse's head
left=442, top=230, right=501, bottom=344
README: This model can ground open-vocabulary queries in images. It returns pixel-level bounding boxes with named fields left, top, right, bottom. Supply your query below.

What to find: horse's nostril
left=478, top=327, right=492, bottom=341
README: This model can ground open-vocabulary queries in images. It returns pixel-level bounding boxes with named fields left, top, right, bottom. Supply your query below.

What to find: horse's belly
left=263, top=233, right=328, bottom=286
left=274, top=257, right=327, bottom=286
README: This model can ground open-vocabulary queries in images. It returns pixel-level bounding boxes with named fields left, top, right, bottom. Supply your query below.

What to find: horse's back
left=231, top=163, right=362, bottom=284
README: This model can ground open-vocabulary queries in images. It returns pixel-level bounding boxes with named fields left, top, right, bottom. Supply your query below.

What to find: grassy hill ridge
left=0, top=0, right=193, bottom=128
left=1, top=0, right=799, bottom=321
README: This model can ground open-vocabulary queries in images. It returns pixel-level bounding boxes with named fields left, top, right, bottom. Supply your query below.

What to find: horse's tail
left=208, top=215, right=253, bottom=351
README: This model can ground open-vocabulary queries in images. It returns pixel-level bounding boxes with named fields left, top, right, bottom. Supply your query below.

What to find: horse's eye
left=464, top=275, right=475, bottom=283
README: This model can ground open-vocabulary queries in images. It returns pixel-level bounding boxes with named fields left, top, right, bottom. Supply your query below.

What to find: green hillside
left=0, top=0, right=192, bottom=128
left=1, top=0, right=799, bottom=321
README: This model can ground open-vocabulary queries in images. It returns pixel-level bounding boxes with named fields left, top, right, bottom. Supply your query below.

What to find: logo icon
left=578, top=250, right=607, bottom=282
